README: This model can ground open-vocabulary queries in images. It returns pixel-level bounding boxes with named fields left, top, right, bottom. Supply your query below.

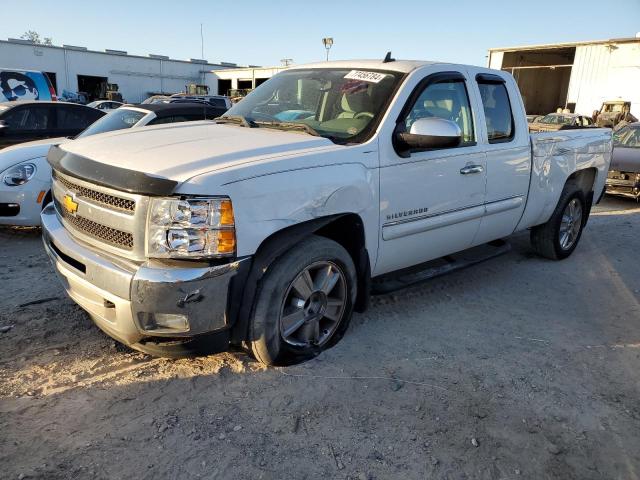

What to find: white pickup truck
left=41, top=59, right=612, bottom=365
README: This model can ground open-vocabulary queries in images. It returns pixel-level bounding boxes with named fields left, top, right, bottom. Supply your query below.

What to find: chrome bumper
left=605, top=179, right=640, bottom=198
left=41, top=203, right=249, bottom=347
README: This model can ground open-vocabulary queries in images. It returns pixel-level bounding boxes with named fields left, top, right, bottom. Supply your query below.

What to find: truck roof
left=288, top=59, right=444, bottom=73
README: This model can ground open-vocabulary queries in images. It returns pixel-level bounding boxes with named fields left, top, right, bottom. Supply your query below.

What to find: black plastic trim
left=0, top=203, right=20, bottom=217
left=47, top=145, right=178, bottom=196
left=49, top=239, right=87, bottom=274
left=475, top=73, right=506, bottom=84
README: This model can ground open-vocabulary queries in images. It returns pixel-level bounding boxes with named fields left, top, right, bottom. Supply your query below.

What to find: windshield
left=222, top=68, right=403, bottom=143
left=76, top=108, right=147, bottom=138
left=540, top=114, right=573, bottom=125
left=613, top=126, right=640, bottom=148
left=604, top=103, right=624, bottom=113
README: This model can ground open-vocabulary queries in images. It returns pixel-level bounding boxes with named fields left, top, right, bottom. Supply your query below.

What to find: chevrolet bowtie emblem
left=62, top=194, right=78, bottom=215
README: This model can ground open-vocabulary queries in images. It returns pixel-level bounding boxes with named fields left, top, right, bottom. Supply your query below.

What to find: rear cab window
left=476, top=74, right=515, bottom=143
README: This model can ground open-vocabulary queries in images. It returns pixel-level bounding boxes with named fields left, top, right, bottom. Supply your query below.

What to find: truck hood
left=0, top=137, right=67, bottom=173
left=59, top=121, right=336, bottom=183
left=610, top=147, right=640, bottom=172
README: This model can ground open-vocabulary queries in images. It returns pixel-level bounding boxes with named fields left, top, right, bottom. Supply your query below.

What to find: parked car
left=595, top=100, right=637, bottom=129
left=169, top=94, right=232, bottom=110
left=41, top=59, right=611, bottom=363
left=0, top=101, right=104, bottom=149
left=0, top=68, right=57, bottom=102
left=142, top=95, right=171, bottom=104
left=0, top=102, right=223, bottom=226
left=168, top=98, right=229, bottom=117
left=59, top=90, right=90, bottom=105
left=526, top=114, right=544, bottom=123
left=87, top=100, right=124, bottom=112
left=528, top=113, right=594, bottom=132
left=606, top=122, right=640, bottom=200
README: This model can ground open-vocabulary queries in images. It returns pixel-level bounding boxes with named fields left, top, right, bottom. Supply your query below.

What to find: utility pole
left=322, top=37, right=334, bottom=61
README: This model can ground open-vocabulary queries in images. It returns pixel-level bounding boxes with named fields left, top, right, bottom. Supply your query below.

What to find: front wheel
left=249, top=235, right=357, bottom=366
left=530, top=186, right=586, bottom=260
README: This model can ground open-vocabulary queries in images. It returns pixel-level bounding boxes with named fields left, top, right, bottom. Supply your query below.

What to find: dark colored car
left=0, top=101, right=105, bottom=149
left=167, top=98, right=229, bottom=117
left=606, top=122, right=640, bottom=200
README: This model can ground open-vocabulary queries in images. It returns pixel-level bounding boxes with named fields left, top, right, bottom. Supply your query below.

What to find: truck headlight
left=147, top=197, right=235, bottom=258
left=3, top=163, right=37, bottom=186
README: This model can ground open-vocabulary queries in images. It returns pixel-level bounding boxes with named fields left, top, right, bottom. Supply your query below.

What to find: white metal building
left=210, top=66, right=289, bottom=96
left=0, top=38, right=238, bottom=103
left=488, top=36, right=640, bottom=116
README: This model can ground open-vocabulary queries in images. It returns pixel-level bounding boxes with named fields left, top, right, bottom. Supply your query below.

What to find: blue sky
left=7, top=0, right=640, bottom=67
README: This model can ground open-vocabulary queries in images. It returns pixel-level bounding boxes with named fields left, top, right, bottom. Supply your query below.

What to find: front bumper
left=606, top=172, right=640, bottom=199
left=0, top=183, right=48, bottom=226
left=41, top=203, right=250, bottom=348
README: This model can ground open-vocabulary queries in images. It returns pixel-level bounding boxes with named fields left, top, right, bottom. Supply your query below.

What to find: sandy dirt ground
left=1, top=196, right=639, bottom=480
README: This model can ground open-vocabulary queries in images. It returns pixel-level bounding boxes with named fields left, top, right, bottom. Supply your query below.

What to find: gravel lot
left=1, top=196, right=639, bottom=480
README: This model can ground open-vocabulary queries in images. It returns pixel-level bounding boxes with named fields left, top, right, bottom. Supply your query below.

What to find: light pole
left=322, top=37, right=334, bottom=61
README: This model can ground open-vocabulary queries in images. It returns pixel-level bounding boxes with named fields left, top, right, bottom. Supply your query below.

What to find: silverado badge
left=62, top=194, right=79, bottom=216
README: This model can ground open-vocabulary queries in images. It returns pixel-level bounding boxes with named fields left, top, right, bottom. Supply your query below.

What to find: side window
left=147, top=115, right=173, bottom=125
left=404, top=80, right=475, bottom=144
left=57, top=106, right=99, bottom=130
left=477, top=81, right=514, bottom=143
left=209, top=98, right=226, bottom=108
left=1, top=107, right=28, bottom=128
left=3, top=106, right=50, bottom=130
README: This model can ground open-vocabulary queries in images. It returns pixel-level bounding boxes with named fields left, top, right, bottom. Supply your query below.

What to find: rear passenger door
left=470, top=72, right=531, bottom=245
left=377, top=70, right=487, bottom=275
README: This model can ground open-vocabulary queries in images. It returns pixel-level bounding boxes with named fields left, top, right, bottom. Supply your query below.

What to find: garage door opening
left=501, top=47, right=575, bottom=115
left=237, top=79, right=253, bottom=90
left=77, top=75, right=108, bottom=102
left=217, top=79, right=232, bottom=96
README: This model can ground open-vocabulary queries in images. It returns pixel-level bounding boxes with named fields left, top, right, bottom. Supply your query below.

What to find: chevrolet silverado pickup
left=41, top=59, right=612, bottom=365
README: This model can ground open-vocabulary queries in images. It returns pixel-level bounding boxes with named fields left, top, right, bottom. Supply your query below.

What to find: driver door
left=376, top=71, right=487, bottom=275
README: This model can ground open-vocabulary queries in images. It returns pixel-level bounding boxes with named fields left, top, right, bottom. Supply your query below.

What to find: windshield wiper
left=253, top=120, right=322, bottom=137
left=216, top=115, right=255, bottom=128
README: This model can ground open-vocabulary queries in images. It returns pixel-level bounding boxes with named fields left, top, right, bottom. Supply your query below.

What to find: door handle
left=460, top=165, right=484, bottom=175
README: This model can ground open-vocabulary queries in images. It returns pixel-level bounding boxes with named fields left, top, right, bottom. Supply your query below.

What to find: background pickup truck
left=41, top=59, right=612, bottom=365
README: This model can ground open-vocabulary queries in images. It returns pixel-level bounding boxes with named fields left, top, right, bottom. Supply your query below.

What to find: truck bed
left=516, top=128, right=612, bottom=231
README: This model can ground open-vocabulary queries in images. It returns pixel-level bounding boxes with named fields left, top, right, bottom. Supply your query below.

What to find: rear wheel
left=530, top=185, right=586, bottom=260
left=249, top=236, right=357, bottom=366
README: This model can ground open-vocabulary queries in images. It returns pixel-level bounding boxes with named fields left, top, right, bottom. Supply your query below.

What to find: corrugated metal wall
left=567, top=43, right=640, bottom=116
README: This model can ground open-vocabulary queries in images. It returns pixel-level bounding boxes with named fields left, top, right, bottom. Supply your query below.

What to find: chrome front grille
left=52, top=170, right=149, bottom=260
left=53, top=171, right=135, bottom=213
left=54, top=197, right=134, bottom=249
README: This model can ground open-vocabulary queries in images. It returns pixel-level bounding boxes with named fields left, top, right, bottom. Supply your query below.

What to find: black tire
left=249, top=235, right=357, bottom=366
left=530, top=184, right=587, bottom=260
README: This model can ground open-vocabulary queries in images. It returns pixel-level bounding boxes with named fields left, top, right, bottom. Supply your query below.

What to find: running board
left=371, top=240, right=511, bottom=295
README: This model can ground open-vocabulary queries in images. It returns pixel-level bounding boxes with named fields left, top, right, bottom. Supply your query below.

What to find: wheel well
left=314, top=214, right=365, bottom=267
left=229, top=214, right=370, bottom=345
left=566, top=168, right=597, bottom=196
left=566, top=168, right=597, bottom=223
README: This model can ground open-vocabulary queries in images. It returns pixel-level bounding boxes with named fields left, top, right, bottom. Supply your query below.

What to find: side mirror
left=395, top=117, right=462, bottom=155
